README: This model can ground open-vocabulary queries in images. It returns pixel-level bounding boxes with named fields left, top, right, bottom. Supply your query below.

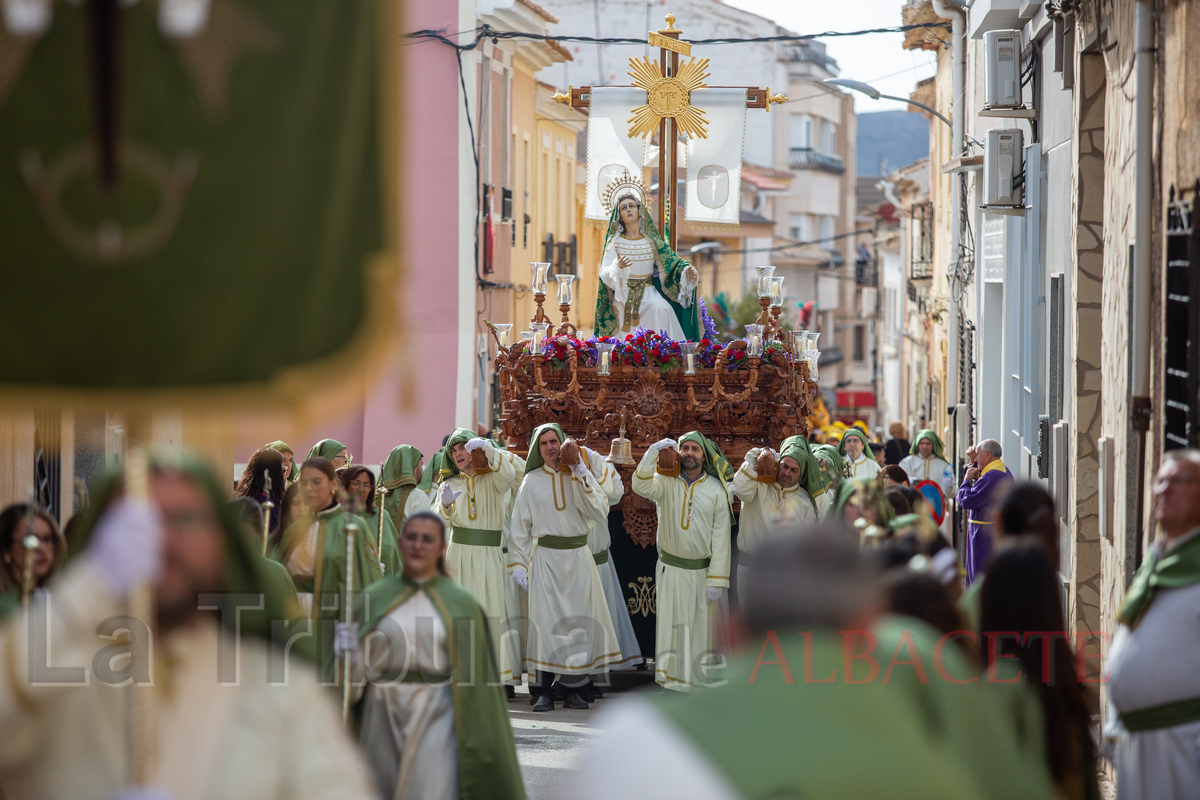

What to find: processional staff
left=376, top=483, right=388, bottom=576
left=342, top=520, right=358, bottom=725
left=261, top=471, right=275, bottom=556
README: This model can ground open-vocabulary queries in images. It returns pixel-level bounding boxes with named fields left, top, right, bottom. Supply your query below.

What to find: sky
left=720, top=0, right=938, bottom=114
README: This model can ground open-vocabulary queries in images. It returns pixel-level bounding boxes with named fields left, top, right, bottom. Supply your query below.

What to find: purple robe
left=955, top=461, right=1013, bottom=584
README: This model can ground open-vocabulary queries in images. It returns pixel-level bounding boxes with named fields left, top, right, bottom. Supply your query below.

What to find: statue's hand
left=616, top=255, right=632, bottom=270
left=684, top=265, right=699, bottom=283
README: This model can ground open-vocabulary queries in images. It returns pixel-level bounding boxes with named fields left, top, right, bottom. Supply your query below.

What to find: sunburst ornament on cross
left=627, top=55, right=710, bottom=140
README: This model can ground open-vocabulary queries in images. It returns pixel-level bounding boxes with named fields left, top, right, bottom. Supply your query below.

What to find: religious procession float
left=487, top=15, right=822, bottom=646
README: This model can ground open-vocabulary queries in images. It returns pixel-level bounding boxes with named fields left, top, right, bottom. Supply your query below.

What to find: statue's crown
left=601, top=169, right=651, bottom=214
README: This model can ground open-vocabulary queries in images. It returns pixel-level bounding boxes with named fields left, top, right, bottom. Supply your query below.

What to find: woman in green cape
left=341, top=465, right=403, bottom=576
left=276, top=456, right=382, bottom=679
left=307, top=438, right=350, bottom=469
left=594, top=192, right=701, bottom=340
left=351, top=511, right=526, bottom=800
left=380, top=444, right=425, bottom=530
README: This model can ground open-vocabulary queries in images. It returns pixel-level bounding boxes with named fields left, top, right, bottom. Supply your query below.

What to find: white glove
left=650, top=438, right=678, bottom=452
left=512, top=567, right=529, bottom=592
left=334, top=622, right=359, bottom=657
left=440, top=483, right=461, bottom=507
left=89, top=497, right=164, bottom=596
left=108, top=789, right=177, bottom=800
left=465, top=437, right=489, bottom=453
left=706, top=587, right=724, bottom=603
left=745, top=447, right=762, bottom=461
left=570, top=460, right=590, bottom=481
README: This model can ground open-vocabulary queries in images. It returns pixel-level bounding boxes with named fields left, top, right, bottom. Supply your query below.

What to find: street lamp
left=823, top=78, right=952, bottom=129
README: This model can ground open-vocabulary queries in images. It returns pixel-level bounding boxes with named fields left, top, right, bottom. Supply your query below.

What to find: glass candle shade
left=792, top=329, right=809, bottom=359
left=493, top=323, right=512, bottom=348
left=556, top=273, right=576, bottom=306
left=754, top=265, right=776, bottom=298
left=530, top=262, right=551, bottom=294
left=596, top=341, right=616, bottom=375
left=681, top=341, right=699, bottom=375
left=745, top=324, right=764, bottom=357
left=769, top=276, right=785, bottom=308
left=806, top=350, right=820, bottom=381
left=531, top=322, right=550, bottom=355
left=807, top=331, right=821, bottom=350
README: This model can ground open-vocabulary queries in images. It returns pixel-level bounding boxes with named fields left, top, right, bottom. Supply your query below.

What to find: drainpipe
left=931, top=0, right=964, bottom=423
left=1131, top=0, right=1154, bottom=565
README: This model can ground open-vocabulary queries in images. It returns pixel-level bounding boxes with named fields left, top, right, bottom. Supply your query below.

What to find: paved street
left=509, top=671, right=657, bottom=800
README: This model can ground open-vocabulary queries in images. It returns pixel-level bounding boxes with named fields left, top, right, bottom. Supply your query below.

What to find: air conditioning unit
left=983, top=128, right=1025, bottom=210
left=984, top=30, right=1022, bottom=109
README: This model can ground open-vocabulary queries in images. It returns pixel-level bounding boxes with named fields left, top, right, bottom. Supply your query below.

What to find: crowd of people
left=0, top=422, right=1197, bottom=799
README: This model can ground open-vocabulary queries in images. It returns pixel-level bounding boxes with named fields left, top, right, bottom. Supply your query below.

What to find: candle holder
left=530, top=262, right=552, bottom=326
left=596, top=341, right=616, bottom=375
left=791, top=329, right=809, bottom=360
left=493, top=323, right=512, bottom=350
left=754, top=265, right=776, bottom=298
left=681, top=341, right=699, bottom=375
left=745, top=324, right=764, bottom=358
left=555, top=273, right=578, bottom=337
left=805, top=349, right=820, bottom=381
left=768, top=275, right=785, bottom=307
left=531, top=322, right=550, bottom=356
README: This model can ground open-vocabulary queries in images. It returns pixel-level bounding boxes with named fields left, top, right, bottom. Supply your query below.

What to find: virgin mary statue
left=594, top=190, right=701, bottom=341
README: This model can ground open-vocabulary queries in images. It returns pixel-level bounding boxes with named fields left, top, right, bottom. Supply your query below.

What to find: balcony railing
left=789, top=147, right=845, bottom=173
left=854, top=257, right=877, bottom=287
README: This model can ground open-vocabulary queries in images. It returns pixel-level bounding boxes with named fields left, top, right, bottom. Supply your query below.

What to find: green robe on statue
left=593, top=197, right=700, bottom=340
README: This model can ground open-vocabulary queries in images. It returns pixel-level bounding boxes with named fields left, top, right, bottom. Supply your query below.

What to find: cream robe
left=400, top=486, right=433, bottom=527
left=632, top=449, right=731, bottom=691
left=358, top=586, right=457, bottom=800
left=510, top=465, right=621, bottom=676
left=583, top=447, right=644, bottom=669
left=436, top=443, right=519, bottom=682
left=498, top=450, right=528, bottom=684
left=0, top=563, right=376, bottom=800
left=730, top=449, right=819, bottom=589
left=1104, top=531, right=1200, bottom=800
left=898, top=454, right=955, bottom=496
left=846, top=453, right=881, bottom=480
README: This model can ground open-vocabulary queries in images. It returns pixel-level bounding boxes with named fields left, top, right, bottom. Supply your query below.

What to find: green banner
left=0, top=0, right=385, bottom=393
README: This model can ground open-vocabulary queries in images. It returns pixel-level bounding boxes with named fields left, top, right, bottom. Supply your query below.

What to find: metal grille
left=910, top=201, right=934, bottom=280
left=33, top=409, right=61, bottom=523
left=1164, top=184, right=1199, bottom=450
left=960, top=316, right=977, bottom=444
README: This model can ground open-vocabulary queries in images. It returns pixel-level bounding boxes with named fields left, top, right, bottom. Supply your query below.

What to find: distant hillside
left=856, top=110, right=929, bottom=176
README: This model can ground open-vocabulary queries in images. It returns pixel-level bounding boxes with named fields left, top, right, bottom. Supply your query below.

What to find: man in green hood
left=837, top=427, right=880, bottom=480
left=307, top=438, right=349, bottom=469
left=731, top=436, right=830, bottom=589
left=900, top=429, right=955, bottom=498
left=632, top=431, right=733, bottom=691
left=0, top=455, right=375, bottom=799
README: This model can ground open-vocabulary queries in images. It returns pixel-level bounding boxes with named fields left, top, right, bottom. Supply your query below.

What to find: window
left=1164, top=189, right=1200, bottom=449
left=853, top=324, right=866, bottom=362
left=820, top=120, right=837, bottom=154
left=818, top=215, right=835, bottom=243
left=788, top=213, right=812, bottom=241
left=789, top=114, right=812, bottom=149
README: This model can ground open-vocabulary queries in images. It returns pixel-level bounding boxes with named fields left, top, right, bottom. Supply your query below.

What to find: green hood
left=69, top=453, right=311, bottom=659
left=812, top=445, right=845, bottom=483
left=306, top=438, right=346, bottom=463
left=832, top=477, right=896, bottom=529
left=440, top=428, right=475, bottom=478
left=836, top=428, right=872, bottom=459
left=679, top=431, right=735, bottom=509
left=381, top=444, right=423, bottom=527
left=780, top=435, right=830, bottom=497
left=592, top=194, right=699, bottom=340
left=910, top=430, right=945, bottom=461
left=418, top=448, right=444, bottom=492
left=524, top=423, right=567, bottom=474
left=265, top=440, right=296, bottom=480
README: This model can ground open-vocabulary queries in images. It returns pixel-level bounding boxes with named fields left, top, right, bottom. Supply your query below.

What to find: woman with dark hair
left=265, top=440, right=297, bottom=484
left=347, top=511, right=526, bottom=800
left=340, top=465, right=402, bottom=575
left=275, top=457, right=382, bottom=678
left=979, top=542, right=1098, bottom=800
left=880, top=570, right=974, bottom=662
left=882, top=464, right=910, bottom=486
left=0, top=503, right=67, bottom=613
left=235, top=448, right=286, bottom=536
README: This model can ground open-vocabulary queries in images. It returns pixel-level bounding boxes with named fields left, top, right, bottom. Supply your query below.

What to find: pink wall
left=235, top=0, right=463, bottom=468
